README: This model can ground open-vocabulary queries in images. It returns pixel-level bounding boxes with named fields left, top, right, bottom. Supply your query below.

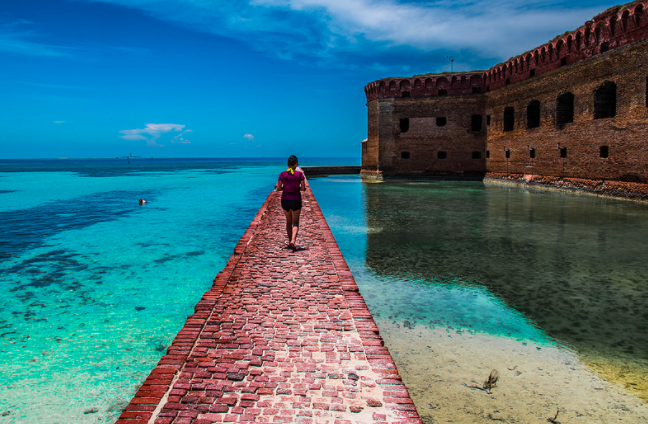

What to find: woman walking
left=276, top=155, right=306, bottom=251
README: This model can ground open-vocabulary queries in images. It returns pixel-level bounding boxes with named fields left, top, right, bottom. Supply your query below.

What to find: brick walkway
left=116, top=182, right=422, bottom=424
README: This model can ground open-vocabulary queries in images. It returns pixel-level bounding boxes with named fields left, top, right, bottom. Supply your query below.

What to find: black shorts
left=281, top=198, right=302, bottom=211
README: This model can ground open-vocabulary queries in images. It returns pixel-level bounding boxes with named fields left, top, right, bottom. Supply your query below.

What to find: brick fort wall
left=362, top=0, right=648, bottom=198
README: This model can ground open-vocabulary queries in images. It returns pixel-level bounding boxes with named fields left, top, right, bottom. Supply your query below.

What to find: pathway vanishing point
left=116, top=180, right=422, bottom=424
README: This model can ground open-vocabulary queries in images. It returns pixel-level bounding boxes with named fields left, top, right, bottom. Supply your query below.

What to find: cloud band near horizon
left=120, top=123, right=191, bottom=147
left=72, top=0, right=609, bottom=69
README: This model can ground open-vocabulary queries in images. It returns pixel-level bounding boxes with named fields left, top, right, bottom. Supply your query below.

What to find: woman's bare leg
left=290, top=209, right=302, bottom=245
left=284, top=209, right=293, bottom=242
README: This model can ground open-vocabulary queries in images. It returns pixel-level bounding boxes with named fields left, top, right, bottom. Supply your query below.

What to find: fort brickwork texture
left=362, top=0, right=648, bottom=199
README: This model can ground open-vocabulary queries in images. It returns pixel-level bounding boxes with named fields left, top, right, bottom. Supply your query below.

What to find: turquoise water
left=0, top=158, right=355, bottom=423
left=308, top=177, right=552, bottom=344
left=308, top=176, right=648, bottom=398
left=3, top=163, right=648, bottom=423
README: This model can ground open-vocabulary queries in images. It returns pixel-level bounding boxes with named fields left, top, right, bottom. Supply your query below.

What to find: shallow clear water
left=308, top=176, right=648, bottom=400
left=3, top=163, right=648, bottom=423
left=0, top=158, right=356, bottom=423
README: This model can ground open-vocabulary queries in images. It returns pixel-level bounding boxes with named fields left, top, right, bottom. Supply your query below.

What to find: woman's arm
left=300, top=180, right=306, bottom=191
left=275, top=176, right=283, bottom=192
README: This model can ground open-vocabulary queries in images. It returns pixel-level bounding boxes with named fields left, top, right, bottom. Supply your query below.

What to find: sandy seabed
left=379, top=322, right=648, bottom=424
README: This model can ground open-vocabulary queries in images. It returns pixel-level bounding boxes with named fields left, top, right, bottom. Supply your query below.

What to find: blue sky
left=1, top=0, right=618, bottom=158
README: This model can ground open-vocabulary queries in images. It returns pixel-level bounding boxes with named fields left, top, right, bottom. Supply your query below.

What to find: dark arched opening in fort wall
left=362, top=0, right=648, bottom=200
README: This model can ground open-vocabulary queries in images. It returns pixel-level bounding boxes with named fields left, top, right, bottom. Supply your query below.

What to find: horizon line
left=0, top=155, right=361, bottom=160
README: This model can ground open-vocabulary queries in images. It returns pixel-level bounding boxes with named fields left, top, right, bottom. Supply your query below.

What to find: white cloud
left=0, top=19, right=152, bottom=59
left=172, top=128, right=192, bottom=144
left=78, top=0, right=607, bottom=67
left=251, top=0, right=605, bottom=60
left=0, top=20, right=73, bottom=57
left=243, top=133, right=254, bottom=141
left=145, top=123, right=185, bottom=132
left=53, top=120, right=65, bottom=124
left=120, top=123, right=190, bottom=147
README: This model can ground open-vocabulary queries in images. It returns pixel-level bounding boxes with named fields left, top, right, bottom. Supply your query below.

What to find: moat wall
left=362, top=0, right=648, bottom=199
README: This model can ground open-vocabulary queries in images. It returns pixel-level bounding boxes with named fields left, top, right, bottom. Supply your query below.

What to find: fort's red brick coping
left=116, top=181, right=422, bottom=424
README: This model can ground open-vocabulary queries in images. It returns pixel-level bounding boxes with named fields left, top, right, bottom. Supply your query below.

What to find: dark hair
left=287, top=155, right=298, bottom=166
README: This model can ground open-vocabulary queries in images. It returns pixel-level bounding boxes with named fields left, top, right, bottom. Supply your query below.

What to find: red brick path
left=116, top=183, right=422, bottom=424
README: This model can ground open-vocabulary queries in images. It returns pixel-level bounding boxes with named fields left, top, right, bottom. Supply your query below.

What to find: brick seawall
left=485, top=173, right=648, bottom=201
left=116, top=181, right=421, bottom=424
left=299, top=167, right=361, bottom=176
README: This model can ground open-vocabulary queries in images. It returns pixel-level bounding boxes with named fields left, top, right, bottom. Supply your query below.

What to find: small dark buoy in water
left=135, top=306, right=145, bottom=311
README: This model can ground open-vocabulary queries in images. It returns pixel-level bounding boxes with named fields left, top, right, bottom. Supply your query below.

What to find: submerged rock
left=107, top=401, right=129, bottom=412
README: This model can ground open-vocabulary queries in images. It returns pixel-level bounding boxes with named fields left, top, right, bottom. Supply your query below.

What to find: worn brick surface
left=116, top=181, right=421, bottom=424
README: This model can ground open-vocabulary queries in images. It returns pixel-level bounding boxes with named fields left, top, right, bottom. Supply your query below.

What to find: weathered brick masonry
left=116, top=181, right=421, bottom=424
left=362, top=0, right=648, bottom=199
left=365, top=95, right=487, bottom=177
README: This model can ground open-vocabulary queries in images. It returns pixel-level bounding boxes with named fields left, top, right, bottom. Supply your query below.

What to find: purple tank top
left=279, top=170, right=304, bottom=200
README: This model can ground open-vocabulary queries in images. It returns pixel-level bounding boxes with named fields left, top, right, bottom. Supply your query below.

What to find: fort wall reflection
left=363, top=180, right=648, bottom=397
